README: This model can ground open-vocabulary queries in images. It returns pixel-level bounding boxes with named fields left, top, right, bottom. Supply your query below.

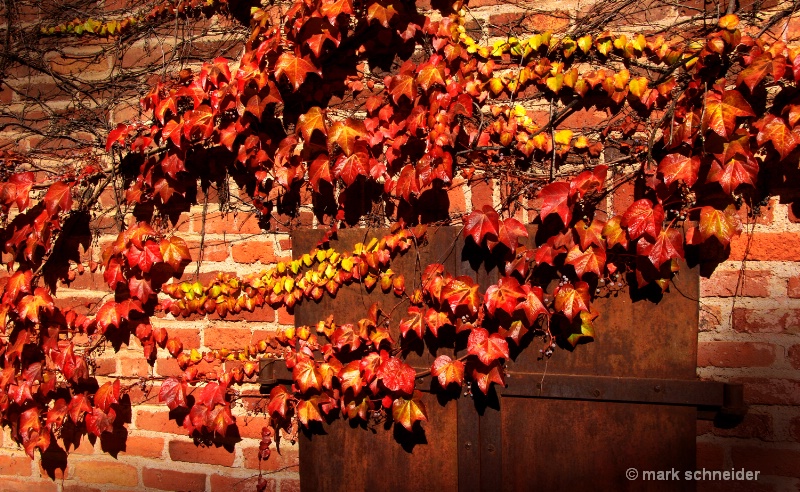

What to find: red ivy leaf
left=94, top=379, right=120, bottom=413
left=377, top=356, right=415, bottom=396
left=554, top=281, right=591, bottom=321
left=68, top=393, right=92, bottom=424
left=424, top=308, right=451, bottom=337
left=484, top=276, right=525, bottom=317
left=431, top=355, right=464, bottom=388
left=516, top=285, right=548, bottom=325
left=274, top=53, right=321, bottom=90
left=539, top=181, right=573, bottom=226
left=86, top=407, right=116, bottom=437
left=637, top=228, right=684, bottom=269
left=698, top=206, right=742, bottom=246
left=658, top=153, right=701, bottom=187
left=470, top=361, right=505, bottom=394
left=399, top=306, right=424, bottom=339
left=703, top=89, right=756, bottom=139
left=296, top=398, right=323, bottom=426
left=333, top=152, right=369, bottom=187
left=44, top=182, right=73, bottom=216
left=496, top=217, right=528, bottom=252
left=18, top=288, right=54, bottom=324
left=208, top=404, right=234, bottom=436
left=293, top=357, right=322, bottom=394
left=160, top=236, right=191, bottom=271
left=755, top=114, right=799, bottom=160
left=159, top=377, right=188, bottom=410
left=441, top=276, right=481, bottom=317
left=467, top=327, right=510, bottom=365
left=463, top=205, right=500, bottom=246
left=338, top=361, right=364, bottom=396
left=565, top=244, right=606, bottom=278
left=622, top=199, right=664, bottom=240
left=126, top=240, right=163, bottom=273
left=391, top=390, right=428, bottom=431
left=267, top=385, right=292, bottom=417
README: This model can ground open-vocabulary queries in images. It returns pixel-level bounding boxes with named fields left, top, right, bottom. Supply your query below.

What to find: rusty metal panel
left=502, top=374, right=725, bottom=407
left=290, top=226, right=705, bottom=492
left=293, top=227, right=461, bottom=492
left=299, top=389, right=458, bottom=492
left=500, top=399, right=696, bottom=492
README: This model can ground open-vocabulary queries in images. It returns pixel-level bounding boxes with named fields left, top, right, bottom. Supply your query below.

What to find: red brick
left=236, top=418, right=271, bottom=439
left=62, top=486, right=102, bottom=492
left=204, top=326, right=251, bottom=349
left=160, top=328, right=201, bottom=349
left=700, top=270, right=771, bottom=297
left=788, top=276, right=800, bottom=298
left=142, top=468, right=207, bottom=491
left=732, top=308, right=800, bottom=334
left=466, top=0, right=504, bottom=6
left=188, top=240, right=229, bottom=262
left=696, top=441, right=725, bottom=469
left=280, top=478, right=301, bottom=492
left=243, top=447, right=299, bottom=472
left=712, top=412, right=773, bottom=440
left=489, top=11, right=570, bottom=36
left=118, top=357, right=154, bottom=378
left=277, top=307, right=294, bottom=325
left=730, top=377, right=800, bottom=405
left=121, top=44, right=168, bottom=70
left=251, top=329, right=278, bottom=346
left=156, top=357, right=221, bottom=378
left=231, top=240, right=276, bottom=264
left=696, top=419, right=713, bottom=437
left=729, top=232, right=800, bottom=261
left=279, top=238, right=292, bottom=251
left=0, top=479, right=57, bottom=492
left=789, top=415, right=800, bottom=442
left=731, top=445, right=800, bottom=478
left=697, top=342, right=777, bottom=368
left=169, top=440, right=235, bottom=466
left=699, top=305, right=722, bottom=332
left=66, top=435, right=95, bottom=455
left=135, top=409, right=185, bottom=434
left=210, top=474, right=273, bottom=492
left=200, top=212, right=262, bottom=235
left=46, top=52, right=111, bottom=76
left=94, top=357, right=117, bottom=376
left=73, top=461, right=139, bottom=487
left=470, top=178, right=493, bottom=211
left=737, top=200, right=773, bottom=226
left=789, top=345, right=800, bottom=370
left=120, top=435, right=164, bottom=458
left=448, top=183, right=467, bottom=216
left=0, top=455, right=31, bottom=476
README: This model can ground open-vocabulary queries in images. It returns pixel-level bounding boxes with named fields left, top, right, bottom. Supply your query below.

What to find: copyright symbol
left=626, top=468, right=638, bottom=480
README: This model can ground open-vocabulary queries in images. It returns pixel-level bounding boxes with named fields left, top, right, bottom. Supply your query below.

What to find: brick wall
left=1, top=0, right=799, bottom=490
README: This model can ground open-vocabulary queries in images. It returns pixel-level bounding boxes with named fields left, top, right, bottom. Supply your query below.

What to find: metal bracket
left=257, top=359, right=745, bottom=426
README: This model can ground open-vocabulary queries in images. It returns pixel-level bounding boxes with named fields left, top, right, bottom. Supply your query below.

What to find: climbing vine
left=0, top=0, right=798, bottom=485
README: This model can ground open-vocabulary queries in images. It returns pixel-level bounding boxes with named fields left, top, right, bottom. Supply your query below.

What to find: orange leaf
left=274, top=53, right=320, bottom=90
left=698, top=206, right=742, bottom=246
left=391, top=390, right=428, bottom=431
left=703, top=90, right=755, bottom=139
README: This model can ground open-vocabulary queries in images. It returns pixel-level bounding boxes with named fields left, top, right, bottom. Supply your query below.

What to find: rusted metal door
left=284, top=226, right=730, bottom=492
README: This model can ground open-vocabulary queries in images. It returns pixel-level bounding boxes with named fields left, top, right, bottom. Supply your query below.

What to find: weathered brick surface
left=169, top=440, right=235, bottom=466
left=700, top=270, right=771, bottom=297
left=73, top=461, right=139, bottom=487
left=142, top=468, right=207, bottom=491
left=697, top=342, right=777, bottom=368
